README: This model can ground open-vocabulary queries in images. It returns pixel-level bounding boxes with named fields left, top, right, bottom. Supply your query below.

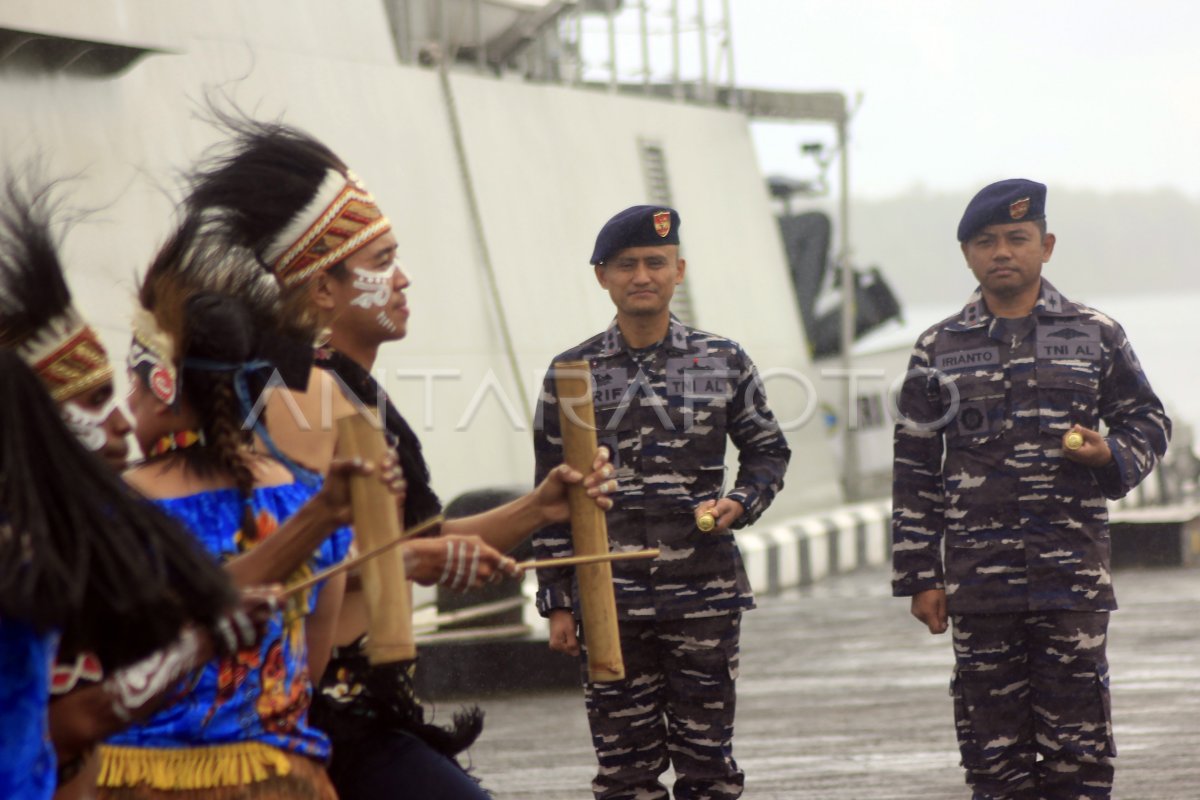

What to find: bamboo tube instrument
left=337, top=414, right=416, bottom=664
left=554, top=359, right=624, bottom=682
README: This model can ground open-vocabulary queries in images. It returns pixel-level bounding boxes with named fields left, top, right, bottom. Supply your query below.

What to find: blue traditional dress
left=99, top=480, right=351, bottom=793
left=0, top=620, right=57, bottom=800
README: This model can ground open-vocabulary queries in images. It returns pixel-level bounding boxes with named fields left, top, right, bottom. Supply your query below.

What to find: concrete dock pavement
left=463, top=565, right=1200, bottom=799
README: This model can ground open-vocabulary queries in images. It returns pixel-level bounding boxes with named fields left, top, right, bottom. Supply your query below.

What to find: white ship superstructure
left=0, top=0, right=850, bottom=518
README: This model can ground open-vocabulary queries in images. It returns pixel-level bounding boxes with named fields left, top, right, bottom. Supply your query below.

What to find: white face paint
left=108, top=628, right=202, bottom=722
left=62, top=396, right=120, bottom=452
left=348, top=261, right=398, bottom=310
left=375, top=310, right=398, bottom=333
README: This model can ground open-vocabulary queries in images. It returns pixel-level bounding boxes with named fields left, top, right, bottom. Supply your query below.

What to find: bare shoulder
left=261, top=367, right=356, bottom=475
left=246, top=454, right=298, bottom=488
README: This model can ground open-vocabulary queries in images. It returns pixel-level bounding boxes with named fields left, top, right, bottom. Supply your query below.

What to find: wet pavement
left=461, top=565, right=1200, bottom=799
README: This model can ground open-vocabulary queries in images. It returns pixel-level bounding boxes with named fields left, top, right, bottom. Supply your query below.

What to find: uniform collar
left=947, top=278, right=1076, bottom=332
left=1032, top=279, right=1074, bottom=317
left=599, top=314, right=690, bottom=357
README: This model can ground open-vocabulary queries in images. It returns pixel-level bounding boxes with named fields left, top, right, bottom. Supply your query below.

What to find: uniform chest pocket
left=665, top=358, right=735, bottom=401
left=664, top=357, right=732, bottom=467
left=942, top=373, right=1005, bottom=446
left=1036, top=365, right=1100, bottom=436
left=660, top=398, right=728, bottom=469
left=593, top=395, right=641, bottom=474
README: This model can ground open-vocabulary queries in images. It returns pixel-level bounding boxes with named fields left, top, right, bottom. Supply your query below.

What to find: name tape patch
left=935, top=347, right=1000, bottom=372
left=592, top=368, right=630, bottom=406
left=666, top=357, right=733, bottom=398
left=1036, top=323, right=1101, bottom=361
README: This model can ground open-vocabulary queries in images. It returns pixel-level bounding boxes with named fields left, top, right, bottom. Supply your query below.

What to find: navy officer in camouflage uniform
left=892, top=179, right=1170, bottom=800
left=532, top=205, right=791, bottom=799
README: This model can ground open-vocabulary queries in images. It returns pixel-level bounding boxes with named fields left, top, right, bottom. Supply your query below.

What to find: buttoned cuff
left=535, top=584, right=574, bottom=618
left=891, top=571, right=945, bottom=598
left=1090, top=436, right=1131, bottom=500
left=725, top=489, right=758, bottom=528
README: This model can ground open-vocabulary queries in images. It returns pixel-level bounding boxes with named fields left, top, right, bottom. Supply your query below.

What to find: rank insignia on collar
left=653, top=210, right=671, bottom=237
left=1009, top=197, right=1031, bottom=220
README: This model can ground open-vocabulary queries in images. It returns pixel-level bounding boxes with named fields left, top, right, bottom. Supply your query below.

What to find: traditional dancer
left=183, top=116, right=615, bottom=799
left=0, top=352, right=252, bottom=800
left=95, top=218, right=394, bottom=799
left=0, top=175, right=252, bottom=799
left=0, top=177, right=130, bottom=470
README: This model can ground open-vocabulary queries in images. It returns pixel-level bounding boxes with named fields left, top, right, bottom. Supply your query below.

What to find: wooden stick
left=280, top=514, right=444, bottom=599
left=413, top=596, right=526, bottom=632
left=416, top=623, right=531, bottom=645
left=554, top=359, right=624, bottom=682
left=338, top=414, right=416, bottom=664
left=516, top=548, right=659, bottom=572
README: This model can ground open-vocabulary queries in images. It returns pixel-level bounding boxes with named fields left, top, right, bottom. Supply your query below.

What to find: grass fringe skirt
left=96, top=742, right=336, bottom=800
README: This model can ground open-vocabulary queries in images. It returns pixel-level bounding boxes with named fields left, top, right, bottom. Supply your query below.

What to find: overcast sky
left=728, top=0, right=1200, bottom=200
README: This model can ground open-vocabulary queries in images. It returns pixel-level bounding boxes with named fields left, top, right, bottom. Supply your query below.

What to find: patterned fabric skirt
left=96, top=742, right=336, bottom=800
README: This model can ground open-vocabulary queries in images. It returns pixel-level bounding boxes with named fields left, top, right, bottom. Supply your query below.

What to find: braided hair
left=136, top=212, right=285, bottom=547
left=175, top=292, right=262, bottom=546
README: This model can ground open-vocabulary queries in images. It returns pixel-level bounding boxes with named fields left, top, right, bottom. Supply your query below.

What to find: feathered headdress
left=185, top=116, right=391, bottom=289
left=0, top=176, right=113, bottom=404
left=132, top=211, right=316, bottom=488
left=130, top=211, right=282, bottom=406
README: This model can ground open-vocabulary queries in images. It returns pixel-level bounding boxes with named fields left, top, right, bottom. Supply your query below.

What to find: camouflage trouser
left=578, top=613, right=743, bottom=800
left=950, top=611, right=1115, bottom=800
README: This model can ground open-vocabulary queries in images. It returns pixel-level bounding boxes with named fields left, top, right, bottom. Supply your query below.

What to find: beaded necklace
left=146, top=429, right=206, bottom=458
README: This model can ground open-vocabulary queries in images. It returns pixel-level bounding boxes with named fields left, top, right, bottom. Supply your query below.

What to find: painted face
left=334, top=231, right=410, bottom=342
left=62, top=377, right=132, bottom=471
left=348, top=261, right=398, bottom=313
left=595, top=244, right=685, bottom=319
left=961, top=221, right=1055, bottom=300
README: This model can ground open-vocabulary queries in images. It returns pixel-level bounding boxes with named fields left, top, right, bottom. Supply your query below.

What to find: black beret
left=957, top=179, right=1047, bottom=242
left=590, top=205, right=680, bottom=265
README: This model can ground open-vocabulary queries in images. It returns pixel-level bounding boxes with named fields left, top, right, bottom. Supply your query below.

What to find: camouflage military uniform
left=533, top=315, right=790, bottom=800
left=892, top=280, right=1170, bottom=799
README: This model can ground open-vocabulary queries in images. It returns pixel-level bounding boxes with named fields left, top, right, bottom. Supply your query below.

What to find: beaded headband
left=17, top=309, right=113, bottom=404
left=262, top=169, right=392, bottom=289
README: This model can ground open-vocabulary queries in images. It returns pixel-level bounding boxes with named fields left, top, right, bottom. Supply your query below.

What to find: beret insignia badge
left=653, top=210, right=671, bottom=237
left=1009, top=197, right=1031, bottom=220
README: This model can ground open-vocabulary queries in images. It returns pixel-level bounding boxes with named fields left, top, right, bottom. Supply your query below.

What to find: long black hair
left=0, top=350, right=236, bottom=669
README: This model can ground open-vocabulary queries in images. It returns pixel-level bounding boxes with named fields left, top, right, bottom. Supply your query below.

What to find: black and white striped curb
left=735, top=500, right=892, bottom=597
